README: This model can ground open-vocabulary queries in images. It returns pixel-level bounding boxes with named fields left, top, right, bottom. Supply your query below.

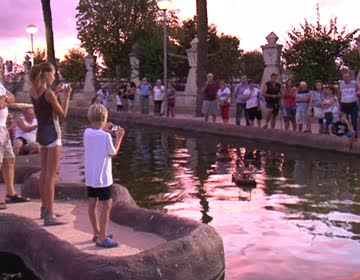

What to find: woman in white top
left=322, top=85, right=339, bottom=133
left=243, top=80, right=263, bottom=127
left=0, top=82, right=30, bottom=209
left=153, top=79, right=165, bottom=116
left=217, top=80, right=231, bottom=124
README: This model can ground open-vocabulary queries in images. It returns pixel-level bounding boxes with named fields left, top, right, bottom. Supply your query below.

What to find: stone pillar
left=261, top=32, right=283, bottom=88
left=185, top=36, right=198, bottom=96
left=14, top=55, right=32, bottom=103
left=129, top=45, right=140, bottom=86
left=84, top=54, right=96, bottom=95
left=22, top=55, right=31, bottom=93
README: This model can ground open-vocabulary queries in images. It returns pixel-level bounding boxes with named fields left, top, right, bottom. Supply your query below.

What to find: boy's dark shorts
left=87, top=185, right=112, bottom=201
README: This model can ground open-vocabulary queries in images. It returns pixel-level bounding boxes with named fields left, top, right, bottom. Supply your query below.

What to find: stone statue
left=261, top=32, right=283, bottom=88
left=185, top=36, right=198, bottom=96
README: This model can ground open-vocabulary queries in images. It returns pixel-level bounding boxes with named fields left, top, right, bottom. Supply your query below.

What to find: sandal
left=0, top=202, right=7, bottom=210
left=5, top=194, right=30, bottom=204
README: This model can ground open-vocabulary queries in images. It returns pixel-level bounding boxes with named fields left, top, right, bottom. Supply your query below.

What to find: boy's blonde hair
left=87, top=103, right=108, bottom=123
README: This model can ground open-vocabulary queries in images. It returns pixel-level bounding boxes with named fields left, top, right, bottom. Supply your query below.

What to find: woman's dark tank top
left=265, top=81, right=281, bottom=104
left=31, top=90, right=61, bottom=145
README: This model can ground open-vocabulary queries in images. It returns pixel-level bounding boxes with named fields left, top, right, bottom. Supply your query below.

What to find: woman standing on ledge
left=0, top=82, right=30, bottom=210
left=29, top=62, right=72, bottom=226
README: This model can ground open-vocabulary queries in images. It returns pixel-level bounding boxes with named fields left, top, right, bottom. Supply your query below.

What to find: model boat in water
left=232, top=170, right=257, bottom=187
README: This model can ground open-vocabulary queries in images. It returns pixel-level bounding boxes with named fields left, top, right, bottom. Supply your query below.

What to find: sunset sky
left=0, top=0, right=359, bottom=64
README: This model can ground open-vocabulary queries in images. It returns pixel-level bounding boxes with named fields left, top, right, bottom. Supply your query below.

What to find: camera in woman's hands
left=61, top=83, right=70, bottom=90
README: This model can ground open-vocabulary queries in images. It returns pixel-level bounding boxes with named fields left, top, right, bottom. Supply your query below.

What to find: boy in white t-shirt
left=84, top=104, right=125, bottom=248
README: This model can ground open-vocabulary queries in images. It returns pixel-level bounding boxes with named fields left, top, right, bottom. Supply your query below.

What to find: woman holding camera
left=29, top=62, right=72, bottom=226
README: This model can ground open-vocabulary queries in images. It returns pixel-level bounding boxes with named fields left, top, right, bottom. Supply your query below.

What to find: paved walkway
left=0, top=185, right=165, bottom=257
left=127, top=109, right=323, bottom=135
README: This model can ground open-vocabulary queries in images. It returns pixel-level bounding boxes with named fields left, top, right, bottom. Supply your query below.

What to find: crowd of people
left=93, top=78, right=177, bottom=118
left=201, top=71, right=360, bottom=139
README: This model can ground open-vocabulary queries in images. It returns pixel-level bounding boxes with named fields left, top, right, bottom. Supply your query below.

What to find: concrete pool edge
left=1, top=173, right=225, bottom=280
left=68, top=108, right=359, bottom=156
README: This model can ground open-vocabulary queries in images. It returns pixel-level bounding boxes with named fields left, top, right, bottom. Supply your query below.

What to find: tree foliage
left=76, top=0, right=158, bottom=76
left=343, top=47, right=360, bottom=75
left=283, top=6, right=359, bottom=86
left=33, top=48, right=47, bottom=65
left=207, top=26, right=242, bottom=81
left=239, top=51, right=264, bottom=83
left=59, top=48, right=86, bottom=85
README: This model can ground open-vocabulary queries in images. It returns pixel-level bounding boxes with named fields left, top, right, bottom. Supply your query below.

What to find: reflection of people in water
left=236, top=148, right=262, bottom=173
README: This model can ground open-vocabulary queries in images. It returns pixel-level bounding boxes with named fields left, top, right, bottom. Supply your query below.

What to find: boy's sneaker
left=92, top=233, right=113, bottom=243
left=96, top=237, right=119, bottom=248
left=43, top=213, right=67, bottom=227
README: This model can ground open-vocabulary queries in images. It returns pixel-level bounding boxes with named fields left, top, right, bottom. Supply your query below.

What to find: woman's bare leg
left=44, top=146, right=61, bottom=214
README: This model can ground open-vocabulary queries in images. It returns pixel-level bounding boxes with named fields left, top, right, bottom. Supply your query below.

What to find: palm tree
left=41, top=0, right=57, bottom=78
left=195, top=0, right=208, bottom=117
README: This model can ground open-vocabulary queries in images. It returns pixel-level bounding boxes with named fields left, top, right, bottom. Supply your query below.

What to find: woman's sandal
left=5, top=194, right=30, bottom=204
left=0, top=202, right=7, bottom=210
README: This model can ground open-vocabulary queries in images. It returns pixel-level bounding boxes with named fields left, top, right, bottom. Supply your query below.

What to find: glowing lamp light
left=26, top=24, right=38, bottom=35
left=157, top=0, right=173, bottom=11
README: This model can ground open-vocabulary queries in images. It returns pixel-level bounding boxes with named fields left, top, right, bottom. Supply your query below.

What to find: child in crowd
left=322, top=85, right=339, bottom=134
left=84, top=104, right=125, bottom=248
left=243, top=80, right=262, bottom=127
left=329, top=112, right=355, bottom=138
left=167, top=81, right=176, bottom=118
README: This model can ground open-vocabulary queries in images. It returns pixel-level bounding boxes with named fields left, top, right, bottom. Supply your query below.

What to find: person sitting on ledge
left=84, top=103, right=125, bottom=248
left=13, top=107, right=40, bottom=156
left=329, top=112, right=355, bottom=139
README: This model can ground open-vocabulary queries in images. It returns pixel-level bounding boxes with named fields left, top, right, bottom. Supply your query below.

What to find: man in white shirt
left=13, top=107, right=40, bottom=155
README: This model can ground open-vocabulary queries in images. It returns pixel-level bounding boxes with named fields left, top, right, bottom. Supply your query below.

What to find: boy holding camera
left=84, top=103, right=125, bottom=248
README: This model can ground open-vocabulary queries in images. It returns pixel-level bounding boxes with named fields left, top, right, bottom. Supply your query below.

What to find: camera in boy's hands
left=111, top=124, right=121, bottom=131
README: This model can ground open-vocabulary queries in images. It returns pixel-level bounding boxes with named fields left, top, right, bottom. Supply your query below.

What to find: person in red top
left=282, top=79, right=297, bottom=131
left=202, top=73, right=219, bottom=123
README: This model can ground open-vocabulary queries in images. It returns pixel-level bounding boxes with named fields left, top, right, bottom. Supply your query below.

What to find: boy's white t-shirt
left=244, top=88, right=260, bottom=109
left=84, top=128, right=116, bottom=188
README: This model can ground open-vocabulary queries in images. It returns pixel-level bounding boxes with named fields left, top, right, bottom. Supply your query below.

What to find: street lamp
left=26, top=24, right=38, bottom=66
left=157, top=0, right=173, bottom=117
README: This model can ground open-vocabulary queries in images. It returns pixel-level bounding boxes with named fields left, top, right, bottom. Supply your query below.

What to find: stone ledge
left=68, top=107, right=360, bottom=156
left=0, top=154, right=41, bottom=184
left=1, top=176, right=225, bottom=280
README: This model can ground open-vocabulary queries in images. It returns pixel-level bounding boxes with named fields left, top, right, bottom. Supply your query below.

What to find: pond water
left=61, top=121, right=360, bottom=280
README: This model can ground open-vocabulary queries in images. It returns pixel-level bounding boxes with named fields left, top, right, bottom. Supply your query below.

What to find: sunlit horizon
left=0, top=0, right=358, bottom=63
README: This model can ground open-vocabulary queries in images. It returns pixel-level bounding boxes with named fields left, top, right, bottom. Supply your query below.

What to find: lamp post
left=26, top=24, right=38, bottom=67
left=157, top=0, right=173, bottom=117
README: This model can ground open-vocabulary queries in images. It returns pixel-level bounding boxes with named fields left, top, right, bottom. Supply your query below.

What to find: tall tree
left=41, top=0, right=57, bottom=76
left=76, top=0, right=158, bottom=77
left=59, top=48, right=86, bottom=85
left=239, top=51, right=265, bottom=83
left=195, top=0, right=208, bottom=117
left=283, top=6, right=358, bottom=86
